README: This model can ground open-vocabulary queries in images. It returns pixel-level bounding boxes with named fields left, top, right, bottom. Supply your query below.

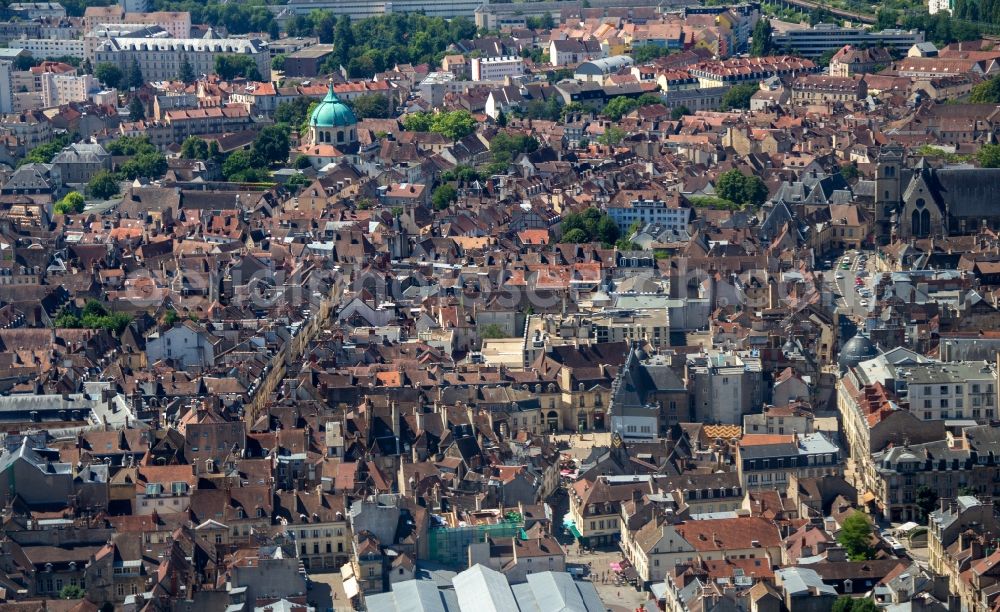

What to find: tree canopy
left=54, top=191, right=85, bottom=215
left=714, top=169, right=768, bottom=209
left=561, top=208, right=621, bottom=245
left=721, top=83, right=757, bottom=111
left=971, top=76, right=1000, bottom=103
left=95, top=62, right=123, bottom=89
left=750, top=18, right=774, bottom=56
left=214, top=54, right=261, bottom=81
left=979, top=144, right=1000, bottom=168
left=252, top=125, right=291, bottom=166
left=87, top=171, right=120, bottom=200
left=838, top=511, right=874, bottom=561
left=403, top=110, right=477, bottom=140
left=432, top=184, right=458, bottom=211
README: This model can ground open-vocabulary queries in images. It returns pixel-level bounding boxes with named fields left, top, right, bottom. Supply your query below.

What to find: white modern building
left=471, top=56, right=524, bottom=82
left=929, top=0, right=953, bottom=13
left=14, top=38, right=86, bottom=59
left=41, top=72, right=100, bottom=108
left=607, top=197, right=692, bottom=231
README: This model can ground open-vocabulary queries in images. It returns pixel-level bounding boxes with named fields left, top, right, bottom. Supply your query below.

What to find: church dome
left=838, top=332, right=879, bottom=370
left=310, top=85, right=357, bottom=128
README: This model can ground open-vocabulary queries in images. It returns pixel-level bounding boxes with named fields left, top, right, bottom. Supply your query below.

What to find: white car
left=835, top=272, right=845, bottom=279
left=859, top=299, right=869, bottom=307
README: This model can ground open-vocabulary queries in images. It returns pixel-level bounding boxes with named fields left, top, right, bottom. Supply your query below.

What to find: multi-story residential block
left=688, top=56, right=817, bottom=89
left=471, top=56, right=525, bottom=82
left=13, top=38, right=85, bottom=60
left=607, top=194, right=692, bottom=231
left=8, top=2, right=66, bottom=19
left=95, top=34, right=269, bottom=83
left=83, top=6, right=190, bottom=38
left=162, top=105, right=253, bottom=140
left=743, top=403, right=815, bottom=436
left=928, top=495, right=1000, bottom=599
left=829, top=45, right=894, bottom=76
left=902, top=361, right=997, bottom=422
left=275, top=490, right=350, bottom=571
left=83, top=23, right=167, bottom=63
left=50, top=142, right=110, bottom=184
left=40, top=72, right=100, bottom=108
left=791, top=75, right=867, bottom=104
left=737, top=432, right=842, bottom=489
left=869, top=425, right=1000, bottom=521
left=549, top=39, right=606, bottom=67
left=177, top=403, right=246, bottom=466
left=569, top=474, right=650, bottom=546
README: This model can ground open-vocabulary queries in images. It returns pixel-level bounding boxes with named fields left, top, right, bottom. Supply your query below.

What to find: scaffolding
left=426, top=519, right=524, bottom=567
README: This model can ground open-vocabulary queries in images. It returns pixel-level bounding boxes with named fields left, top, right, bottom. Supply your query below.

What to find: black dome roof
left=838, top=332, right=879, bottom=369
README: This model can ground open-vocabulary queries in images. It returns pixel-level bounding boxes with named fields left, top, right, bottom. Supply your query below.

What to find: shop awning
left=343, top=577, right=360, bottom=599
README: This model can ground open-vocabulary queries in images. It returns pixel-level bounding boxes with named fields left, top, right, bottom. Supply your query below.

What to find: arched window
left=337, top=130, right=344, bottom=143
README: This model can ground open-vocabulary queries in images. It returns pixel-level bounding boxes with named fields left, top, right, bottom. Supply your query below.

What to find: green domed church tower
left=308, top=83, right=358, bottom=149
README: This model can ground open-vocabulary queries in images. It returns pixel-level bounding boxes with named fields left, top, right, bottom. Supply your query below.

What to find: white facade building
left=15, top=38, right=86, bottom=59
left=929, top=0, right=953, bottom=13
left=95, top=34, right=270, bottom=83
left=471, top=56, right=524, bottom=82
left=41, top=72, right=99, bottom=107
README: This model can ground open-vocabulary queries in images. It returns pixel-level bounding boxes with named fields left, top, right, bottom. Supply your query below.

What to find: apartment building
left=569, top=474, right=650, bottom=546
left=14, top=38, right=85, bottom=59
left=84, top=24, right=167, bottom=63
left=83, top=6, right=191, bottom=38
left=869, top=425, right=1000, bottom=521
left=96, top=34, right=268, bottom=83
left=0, top=62, right=12, bottom=114
left=737, top=432, right=842, bottom=489
left=904, top=361, right=997, bottom=422
left=471, top=56, right=525, bottom=82
left=688, top=56, right=818, bottom=89
left=791, top=75, right=867, bottom=104
left=41, top=72, right=100, bottom=107
left=275, top=490, right=351, bottom=570
left=607, top=195, right=692, bottom=231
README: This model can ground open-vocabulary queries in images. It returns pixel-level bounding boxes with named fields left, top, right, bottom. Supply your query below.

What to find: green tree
left=430, top=110, right=477, bottom=140
left=915, top=485, right=939, bottom=521
left=223, top=149, right=268, bottom=181
left=432, top=183, right=458, bottom=210
left=670, top=105, right=690, bottom=120
left=603, top=96, right=640, bottom=121
left=496, top=109, right=507, bottom=127
left=106, top=135, right=157, bottom=156
left=268, top=19, right=281, bottom=40
left=838, top=511, right=874, bottom=561
left=178, top=56, right=195, bottom=83
left=969, top=77, right=1000, bottom=104
left=852, top=600, right=878, bottom=612
left=750, top=18, right=775, bottom=56
left=632, top=45, right=670, bottom=62
left=561, top=228, right=590, bottom=243
left=59, top=585, right=85, bottom=599
left=214, top=54, right=262, bottom=81
left=252, top=125, right=291, bottom=166
left=276, top=97, right=315, bottom=129
left=721, top=83, right=757, bottom=111
left=19, top=133, right=71, bottom=167
left=715, top=169, right=768, bottom=209
left=54, top=191, right=85, bottom=215
left=832, top=596, right=855, bottom=612
left=94, top=62, right=123, bottom=89
left=119, top=151, right=167, bottom=180
left=598, top=126, right=626, bottom=146
left=876, top=7, right=899, bottom=30
left=164, top=309, right=180, bottom=325
left=294, top=155, right=313, bottom=169
left=978, top=143, right=1000, bottom=167
left=840, top=162, right=860, bottom=180
left=271, top=54, right=286, bottom=71
left=403, top=111, right=434, bottom=132
left=480, top=323, right=507, bottom=339
left=490, top=132, right=539, bottom=168
left=126, top=57, right=144, bottom=89
left=333, top=14, right=354, bottom=67
left=128, top=96, right=145, bottom=121
left=181, top=136, right=210, bottom=160
left=348, top=94, right=391, bottom=119
left=87, top=170, right=119, bottom=200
